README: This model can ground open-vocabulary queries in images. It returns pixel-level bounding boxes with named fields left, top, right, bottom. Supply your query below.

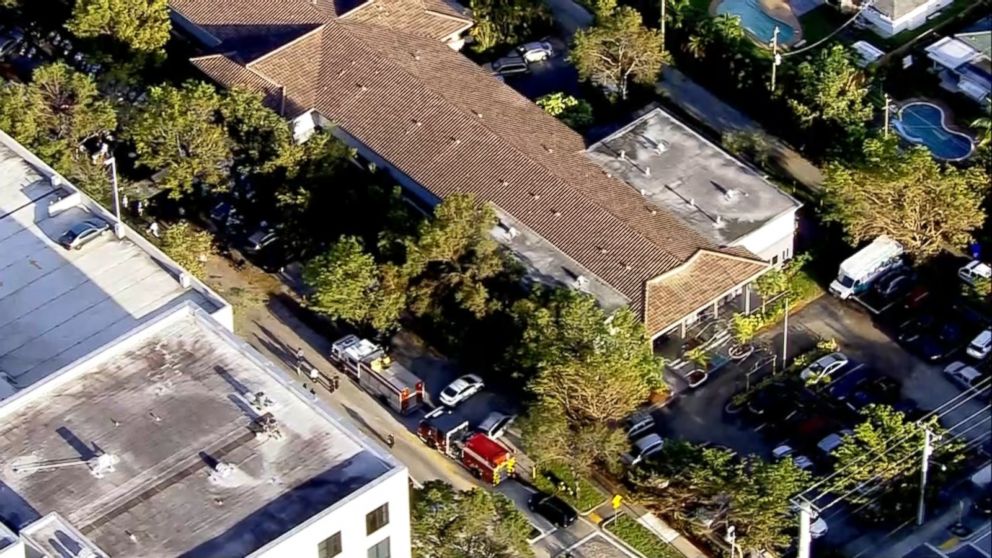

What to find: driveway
left=501, top=37, right=582, bottom=101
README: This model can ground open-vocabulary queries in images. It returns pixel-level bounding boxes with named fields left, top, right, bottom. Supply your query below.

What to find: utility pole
left=102, top=148, right=124, bottom=239
left=660, top=0, right=666, bottom=45
left=917, top=428, right=933, bottom=526
left=883, top=93, right=892, bottom=138
left=797, top=499, right=812, bottom=558
left=781, top=295, right=790, bottom=364
left=770, top=26, right=781, bottom=91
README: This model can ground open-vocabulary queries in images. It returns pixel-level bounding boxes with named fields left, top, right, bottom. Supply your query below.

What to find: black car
left=58, top=219, right=110, bottom=250
left=527, top=493, right=577, bottom=529
left=908, top=322, right=965, bottom=363
left=896, top=314, right=938, bottom=344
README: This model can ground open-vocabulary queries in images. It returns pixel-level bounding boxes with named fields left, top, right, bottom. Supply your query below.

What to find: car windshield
left=441, top=386, right=458, bottom=398
left=69, top=223, right=92, bottom=236
left=838, top=274, right=855, bottom=288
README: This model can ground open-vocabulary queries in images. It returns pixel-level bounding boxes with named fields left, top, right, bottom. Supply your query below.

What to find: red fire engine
left=418, top=407, right=516, bottom=485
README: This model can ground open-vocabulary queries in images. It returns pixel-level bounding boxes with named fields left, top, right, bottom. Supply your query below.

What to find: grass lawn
left=532, top=463, right=607, bottom=513
left=605, top=515, right=684, bottom=558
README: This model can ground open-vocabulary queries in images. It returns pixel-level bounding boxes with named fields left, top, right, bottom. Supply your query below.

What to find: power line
left=782, top=0, right=878, bottom=59
left=799, top=376, right=992, bottom=503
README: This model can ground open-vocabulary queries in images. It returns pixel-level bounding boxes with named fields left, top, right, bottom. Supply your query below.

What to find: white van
left=829, top=236, right=904, bottom=299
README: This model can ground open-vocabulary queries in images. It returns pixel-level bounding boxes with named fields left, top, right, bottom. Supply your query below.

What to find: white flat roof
left=0, top=304, right=398, bottom=557
left=0, top=140, right=222, bottom=390
left=586, top=108, right=801, bottom=249
left=926, top=36, right=979, bottom=69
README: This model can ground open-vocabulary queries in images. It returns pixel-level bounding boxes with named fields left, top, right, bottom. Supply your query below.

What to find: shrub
left=605, top=515, right=683, bottom=558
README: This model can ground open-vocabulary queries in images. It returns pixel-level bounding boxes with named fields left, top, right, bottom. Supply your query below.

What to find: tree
left=972, top=100, right=991, bottom=149
left=518, top=399, right=627, bottom=475
left=516, top=288, right=662, bottom=424
left=66, top=0, right=171, bottom=53
left=160, top=221, right=214, bottom=277
left=221, top=86, right=305, bottom=174
left=303, top=236, right=379, bottom=325
left=831, top=404, right=964, bottom=501
left=0, top=63, right=117, bottom=192
left=127, top=81, right=233, bottom=197
left=468, top=0, right=550, bottom=53
left=683, top=34, right=708, bottom=59
left=411, top=481, right=534, bottom=558
left=788, top=45, right=873, bottom=135
left=536, top=92, right=594, bottom=129
left=822, top=138, right=989, bottom=259
left=631, top=443, right=809, bottom=554
left=405, top=193, right=506, bottom=320
left=665, top=0, right=702, bottom=30
left=570, top=2, right=667, bottom=100
left=709, top=13, right=746, bottom=44
left=0, top=0, right=20, bottom=8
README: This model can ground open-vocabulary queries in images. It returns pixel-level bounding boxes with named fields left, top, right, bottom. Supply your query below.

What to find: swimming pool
left=714, top=0, right=796, bottom=45
left=893, top=102, right=974, bottom=161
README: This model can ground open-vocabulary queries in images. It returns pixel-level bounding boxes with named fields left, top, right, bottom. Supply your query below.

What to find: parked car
left=944, top=361, right=985, bottom=391
left=913, top=322, right=967, bottom=363
left=476, top=412, right=515, bottom=439
left=58, top=219, right=110, bottom=250
left=244, top=226, right=279, bottom=253
left=527, top=493, right=577, bottom=528
left=959, top=260, right=991, bottom=286
left=772, top=444, right=814, bottom=471
left=966, top=329, right=991, bottom=360
left=800, top=352, right=849, bottom=382
left=825, top=364, right=873, bottom=401
left=438, top=374, right=484, bottom=407
left=0, top=28, right=24, bottom=57
left=874, top=269, right=914, bottom=299
left=816, top=430, right=852, bottom=456
left=845, top=376, right=901, bottom=411
left=486, top=55, right=528, bottom=76
left=627, top=433, right=665, bottom=466
left=516, top=41, right=553, bottom=62
left=625, top=411, right=655, bottom=439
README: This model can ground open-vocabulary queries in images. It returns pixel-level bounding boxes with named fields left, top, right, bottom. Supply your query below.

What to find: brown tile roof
left=341, top=0, right=472, bottom=41
left=169, top=0, right=470, bottom=44
left=191, top=54, right=286, bottom=109
left=644, top=251, right=769, bottom=335
left=192, top=21, right=769, bottom=335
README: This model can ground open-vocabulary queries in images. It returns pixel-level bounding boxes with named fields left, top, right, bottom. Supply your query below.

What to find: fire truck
left=330, top=335, right=425, bottom=415
left=417, top=407, right=516, bottom=485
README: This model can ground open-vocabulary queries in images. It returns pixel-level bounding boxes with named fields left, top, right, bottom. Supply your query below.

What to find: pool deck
left=709, top=0, right=803, bottom=47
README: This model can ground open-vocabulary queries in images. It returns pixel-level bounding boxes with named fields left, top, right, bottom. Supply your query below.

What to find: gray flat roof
left=0, top=304, right=395, bottom=557
left=586, top=108, right=799, bottom=248
left=0, top=142, right=219, bottom=389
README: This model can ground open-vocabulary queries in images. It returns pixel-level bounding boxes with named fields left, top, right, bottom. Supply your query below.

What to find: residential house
left=852, top=0, right=956, bottom=38
left=925, top=18, right=992, bottom=104
left=170, top=1, right=784, bottom=341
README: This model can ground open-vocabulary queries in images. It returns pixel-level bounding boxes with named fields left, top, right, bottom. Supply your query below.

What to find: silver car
left=59, top=219, right=109, bottom=250
left=487, top=55, right=528, bottom=76
left=516, top=41, right=553, bottom=62
left=476, top=412, right=515, bottom=439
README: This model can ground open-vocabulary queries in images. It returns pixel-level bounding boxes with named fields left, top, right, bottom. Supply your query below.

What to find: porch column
left=680, top=319, right=686, bottom=338
left=713, top=299, right=719, bottom=318
left=744, top=284, right=751, bottom=315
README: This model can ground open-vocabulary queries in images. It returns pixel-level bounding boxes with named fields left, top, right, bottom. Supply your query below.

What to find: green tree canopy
left=0, top=63, right=117, bottom=184
left=303, top=236, right=379, bottom=325
left=220, top=86, right=306, bottom=174
left=788, top=45, right=873, bottom=134
left=571, top=2, right=667, bottom=100
left=517, top=398, right=627, bottom=474
left=830, top=404, right=964, bottom=502
left=67, top=0, right=171, bottom=53
left=822, top=138, right=989, bottom=259
left=411, top=480, right=534, bottom=558
left=468, top=0, right=551, bottom=52
left=515, top=288, right=662, bottom=424
left=536, top=92, right=594, bottom=129
left=160, top=221, right=214, bottom=277
left=631, top=442, right=810, bottom=553
left=404, top=193, right=507, bottom=319
left=127, top=81, right=233, bottom=197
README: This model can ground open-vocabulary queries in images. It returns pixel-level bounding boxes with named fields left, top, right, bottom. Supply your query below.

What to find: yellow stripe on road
left=587, top=511, right=602, bottom=524
left=939, top=537, right=959, bottom=550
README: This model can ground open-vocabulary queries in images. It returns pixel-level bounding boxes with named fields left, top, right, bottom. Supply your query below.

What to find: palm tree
left=666, top=0, right=696, bottom=30
left=712, top=13, right=746, bottom=44
left=972, top=100, right=992, bottom=148
left=684, top=34, right=708, bottom=59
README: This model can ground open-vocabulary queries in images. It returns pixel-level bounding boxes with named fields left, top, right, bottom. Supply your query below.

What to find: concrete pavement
left=544, top=0, right=593, bottom=37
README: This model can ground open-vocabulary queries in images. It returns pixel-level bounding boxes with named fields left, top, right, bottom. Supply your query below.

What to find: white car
left=958, top=260, right=991, bottom=286
left=438, top=374, right=484, bottom=407
left=817, top=430, right=852, bottom=456
left=800, top=352, right=849, bottom=382
left=772, top=444, right=814, bottom=471
left=516, top=41, right=553, bottom=62
left=627, top=433, right=664, bottom=466
left=476, top=412, right=515, bottom=439
left=966, top=329, right=991, bottom=360
left=944, top=361, right=984, bottom=390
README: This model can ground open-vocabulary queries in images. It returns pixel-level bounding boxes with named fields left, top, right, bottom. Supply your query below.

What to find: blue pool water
left=715, top=0, right=796, bottom=45
left=894, top=103, right=974, bottom=161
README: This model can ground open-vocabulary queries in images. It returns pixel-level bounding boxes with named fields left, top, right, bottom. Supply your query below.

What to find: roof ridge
left=333, top=21, right=690, bottom=272
left=247, top=23, right=327, bottom=68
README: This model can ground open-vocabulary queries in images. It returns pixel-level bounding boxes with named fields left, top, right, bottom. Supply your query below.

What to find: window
left=366, top=503, right=389, bottom=535
left=368, top=537, right=390, bottom=558
left=318, top=532, right=342, bottom=558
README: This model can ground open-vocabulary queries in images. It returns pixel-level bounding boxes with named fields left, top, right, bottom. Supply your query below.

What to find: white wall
left=253, top=467, right=411, bottom=558
left=863, top=0, right=954, bottom=37
left=731, top=209, right=797, bottom=264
